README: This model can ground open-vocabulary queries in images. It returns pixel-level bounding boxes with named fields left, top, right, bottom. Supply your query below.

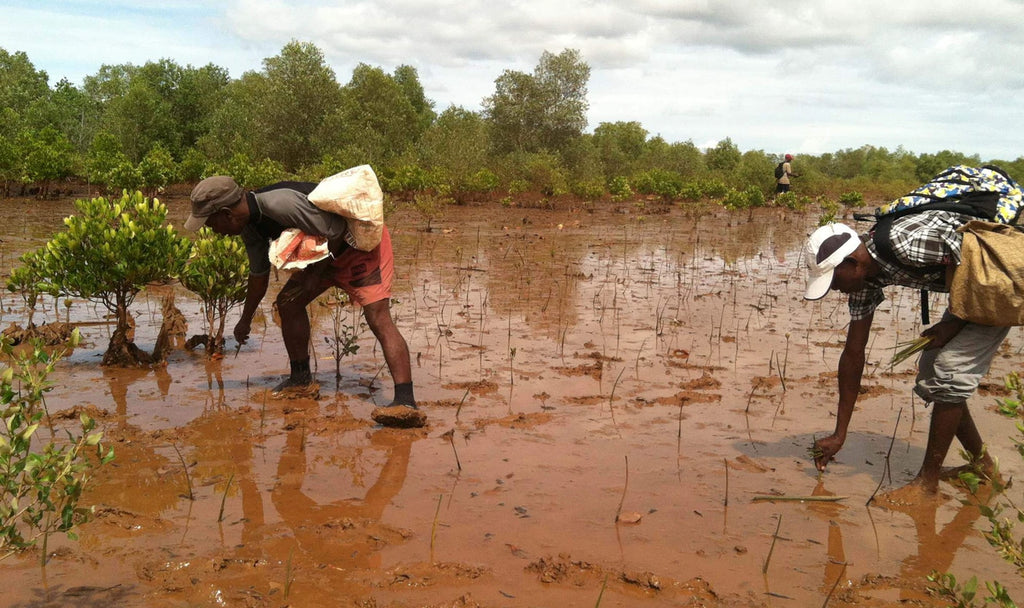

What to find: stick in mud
left=455, top=388, right=470, bottom=421
left=762, top=513, right=782, bottom=574
left=615, top=455, right=629, bottom=523
left=595, top=574, right=609, bottom=608
left=723, top=458, right=729, bottom=506
left=774, top=351, right=787, bottom=392
left=172, top=443, right=194, bottom=501
left=752, top=495, right=848, bottom=503
left=283, top=546, right=294, bottom=598
left=443, top=429, right=462, bottom=471
left=867, top=408, right=903, bottom=505
left=218, top=473, right=234, bottom=522
left=430, top=493, right=443, bottom=563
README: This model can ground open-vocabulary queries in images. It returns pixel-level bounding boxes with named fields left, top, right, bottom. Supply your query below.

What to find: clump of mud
left=371, top=405, right=427, bottom=428
left=2, top=321, right=74, bottom=346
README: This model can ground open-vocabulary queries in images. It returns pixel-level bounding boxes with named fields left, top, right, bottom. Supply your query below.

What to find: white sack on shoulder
left=308, top=164, right=384, bottom=251
left=269, top=228, right=331, bottom=270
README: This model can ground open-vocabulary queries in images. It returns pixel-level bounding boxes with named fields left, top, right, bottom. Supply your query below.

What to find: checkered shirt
left=847, top=209, right=972, bottom=321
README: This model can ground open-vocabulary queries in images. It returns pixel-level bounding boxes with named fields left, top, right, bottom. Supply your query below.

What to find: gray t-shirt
left=241, top=187, right=349, bottom=276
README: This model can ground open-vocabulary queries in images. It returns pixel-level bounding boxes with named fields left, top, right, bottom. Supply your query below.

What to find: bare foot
left=872, top=479, right=944, bottom=511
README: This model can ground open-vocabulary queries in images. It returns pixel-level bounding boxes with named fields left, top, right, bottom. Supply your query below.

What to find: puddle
left=2, top=191, right=1023, bottom=606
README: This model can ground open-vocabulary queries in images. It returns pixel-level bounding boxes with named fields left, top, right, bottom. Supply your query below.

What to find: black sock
left=290, top=358, right=311, bottom=378
left=393, top=382, right=416, bottom=407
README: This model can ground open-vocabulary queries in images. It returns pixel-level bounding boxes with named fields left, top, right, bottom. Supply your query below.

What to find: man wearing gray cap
left=185, top=176, right=422, bottom=426
left=803, top=213, right=1007, bottom=500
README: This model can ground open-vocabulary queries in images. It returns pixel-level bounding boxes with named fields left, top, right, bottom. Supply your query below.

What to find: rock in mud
left=371, top=405, right=427, bottom=428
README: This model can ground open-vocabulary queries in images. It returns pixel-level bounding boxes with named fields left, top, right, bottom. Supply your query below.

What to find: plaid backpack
left=869, top=165, right=1024, bottom=225
left=855, top=165, right=1024, bottom=323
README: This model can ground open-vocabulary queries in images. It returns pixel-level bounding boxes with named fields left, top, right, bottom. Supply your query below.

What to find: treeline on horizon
left=2, top=42, right=1022, bottom=208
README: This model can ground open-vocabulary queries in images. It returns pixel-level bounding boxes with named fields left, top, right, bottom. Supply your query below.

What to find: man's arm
left=233, top=273, right=270, bottom=343
left=814, top=312, right=873, bottom=471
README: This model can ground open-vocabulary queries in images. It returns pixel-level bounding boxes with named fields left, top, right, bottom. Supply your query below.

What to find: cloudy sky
left=4, top=0, right=1024, bottom=160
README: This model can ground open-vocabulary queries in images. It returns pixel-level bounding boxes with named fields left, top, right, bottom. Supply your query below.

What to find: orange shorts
left=315, top=225, right=394, bottom=306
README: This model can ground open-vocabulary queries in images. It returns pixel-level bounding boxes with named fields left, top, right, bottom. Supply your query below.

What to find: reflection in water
left=893, top=491, right=986, bottom=600
left=808, top=479, right=989, bottom=601
left=807, top=482, right=849, bottom=595
left=269, top=417, right=415, bottom=570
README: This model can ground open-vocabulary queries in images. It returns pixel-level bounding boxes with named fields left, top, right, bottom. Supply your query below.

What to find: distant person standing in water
left=776, top=153, right=799, bottom=194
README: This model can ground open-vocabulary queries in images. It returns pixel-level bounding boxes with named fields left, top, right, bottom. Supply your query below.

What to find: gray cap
left=184, top=176, right=242, bottom=231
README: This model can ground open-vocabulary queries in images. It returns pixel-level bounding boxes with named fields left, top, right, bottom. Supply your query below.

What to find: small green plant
left=7, top=250, right=55, bottom=328
left=0, top=331, right=114, bottom=562
left=633, top=169, right=683, bottom=202
left=928, top=572, right=1016, bottom=607
left=608, top=176, right=632, bottom=201
left=697, top=178, right=728, bottom=199
left=679, top=181, right=704, bottom=201
left=995, top=372, right=1022, bottom=416
left=721, top=188, right=753, bottom=211
left=817, top=199, right=842, bottom=225
left=178, top=227, right=249, bottom=355
left=839, top=191, right=864, bottom=208
left=570, top=179, right=605, bottom=201
left=320, top=288, right=365, bottom=382
left=411, top=193, right=450, bottom=232
left=137, top=143, right=177, bottom=197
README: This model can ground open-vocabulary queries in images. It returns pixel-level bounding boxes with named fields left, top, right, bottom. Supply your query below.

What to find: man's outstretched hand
left=813, top=434, right=844, bottom=472
left=233, top=318, right=251, bottom=345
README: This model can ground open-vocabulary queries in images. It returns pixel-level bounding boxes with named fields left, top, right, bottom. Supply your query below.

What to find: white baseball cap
left=803, top=223, right=861, bottom=300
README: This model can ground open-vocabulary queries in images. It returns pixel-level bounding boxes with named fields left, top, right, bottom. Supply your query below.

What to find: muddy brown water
left=3, top=194, right=1024, bottom=607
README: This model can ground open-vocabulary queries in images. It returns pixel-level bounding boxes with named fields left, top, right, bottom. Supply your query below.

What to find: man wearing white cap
left=803, top=210, right=1009, bottom=497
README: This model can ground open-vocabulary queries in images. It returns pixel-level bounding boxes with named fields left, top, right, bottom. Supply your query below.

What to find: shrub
left=744, top=185, right=766, bottom=208
left=7, top=249, right=56, bottom=327
left=508, top=179, right=530, bottom=195
left=177, top=148, right=207, bottom=183
left=721, top=188, right=750, bottom=211
left=137, top=144, right=177, bottom=197
left=633, top=169, right=684, bottom=202
left=839, top=191, right=865, bottom=208
left=609, top=176, right=632, bottom=200
left=105, top=161, right=142, bottom=193
left=698, top=178, right=728, bottom=199
left=571, top=179, right=606, bottom=201
left=381, top=164, right=433, bottom=192
left=679, top=181, right=704, bottom=201
left=775, top=191, right=802, bottom=210
left=14, top=192, right=191, bottom=365
left=178, top=227, right=249, bottom=355
left=465, top=169, right=500, bottom=193
left=207, top=153, right=288, bottom=189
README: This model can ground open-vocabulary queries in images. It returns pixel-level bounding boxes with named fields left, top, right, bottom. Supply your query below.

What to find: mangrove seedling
left=6, top=249, right=56, bottom=329
left=0, top=331, right=115, bottom=562
left=319, top=288, right=365, bottom=382
left=178, top=227, right=249, bottom=355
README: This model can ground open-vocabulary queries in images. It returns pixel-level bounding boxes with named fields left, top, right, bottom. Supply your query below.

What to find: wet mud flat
left=2, top=196, right=1024, bottom=607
